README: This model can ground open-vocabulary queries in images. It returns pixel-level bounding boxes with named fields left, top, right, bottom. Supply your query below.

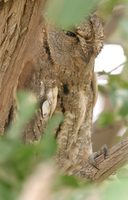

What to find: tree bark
left=74, top=137, right=128, bottom=183
left=0, top=0, right=45, bottom=134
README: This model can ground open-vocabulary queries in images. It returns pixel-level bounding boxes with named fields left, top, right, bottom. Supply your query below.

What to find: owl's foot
left=88, top=144, right=108, bottom=170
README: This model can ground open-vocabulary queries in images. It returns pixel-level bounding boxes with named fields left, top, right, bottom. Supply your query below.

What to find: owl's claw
left=88, top=152, right=100, bottom=170
left=101, top=144, right=108, bottom=159
left=88, top=144, right=108, bottom=170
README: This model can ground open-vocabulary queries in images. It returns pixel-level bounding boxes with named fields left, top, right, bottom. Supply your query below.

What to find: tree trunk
left=0, top=0, right=45, bottom=134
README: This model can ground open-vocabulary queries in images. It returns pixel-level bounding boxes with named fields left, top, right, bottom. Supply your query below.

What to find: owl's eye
left=65, top=31, right=76, bottom=37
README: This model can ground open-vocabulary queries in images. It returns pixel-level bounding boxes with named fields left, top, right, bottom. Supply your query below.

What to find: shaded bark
left=0, top=0, right=45, bottom=133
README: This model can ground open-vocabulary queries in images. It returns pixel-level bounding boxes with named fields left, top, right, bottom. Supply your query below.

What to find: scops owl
left=16, top=13, right=105, bottom=174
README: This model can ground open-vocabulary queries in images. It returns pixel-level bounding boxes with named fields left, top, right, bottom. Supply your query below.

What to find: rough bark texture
left=0, top=0, right=45, bottom=134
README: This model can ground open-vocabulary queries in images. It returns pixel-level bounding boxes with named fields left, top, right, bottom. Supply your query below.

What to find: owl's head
left=45, top=13, right=104, bottom=66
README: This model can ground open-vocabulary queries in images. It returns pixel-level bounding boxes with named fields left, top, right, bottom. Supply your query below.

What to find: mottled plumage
left=16, top=13, right=104, bottom=174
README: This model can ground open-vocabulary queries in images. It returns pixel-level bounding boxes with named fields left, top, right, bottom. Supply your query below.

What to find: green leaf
left=119, top=16, right=128, bottom=40
left=117, top=89, right=128, bottom=117
left=38, top=115, right=64, bottom=160
left=117, top=167, right=128, bottom=180
left=6, top=90, right=38, bottom=140
left=60, top=175, right=80, bottom=188
left=17, top=90, right=38, bottom=120
left=109, top=75, right=128, bottom=89
left=0, top=183, right=17, bottom=200
left=97, top=112, right=115, bottom=127
left=109, top=85, right=128, bottom=117
left=0, top=140, right=15, bottom=162
left=45, top=0, right=96, bottom=29
left=104, top=181, right=128, bottom=200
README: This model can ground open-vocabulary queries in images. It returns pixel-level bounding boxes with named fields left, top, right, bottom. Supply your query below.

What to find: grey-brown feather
left=15, top=13, right=104, bottom=174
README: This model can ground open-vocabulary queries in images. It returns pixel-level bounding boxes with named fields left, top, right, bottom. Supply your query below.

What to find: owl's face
left=46, top=14, right=104, bottom=66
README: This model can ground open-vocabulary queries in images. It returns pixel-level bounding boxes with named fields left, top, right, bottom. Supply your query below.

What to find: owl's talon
left=101, top=144, right=108, bottom=159
left=88, top=144, right=108, bottom=170
left=88, top=152, right=99, bottom=170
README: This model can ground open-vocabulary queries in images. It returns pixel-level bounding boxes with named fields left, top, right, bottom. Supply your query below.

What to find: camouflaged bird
left=15, top=13, right=107, bottom=174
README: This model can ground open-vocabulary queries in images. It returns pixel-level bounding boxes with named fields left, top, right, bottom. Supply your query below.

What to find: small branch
left=109, top=61, right=126, bottom=74
left=74, top=137, right=128, bottom=183
left=97, top=61, right=126, bottom=76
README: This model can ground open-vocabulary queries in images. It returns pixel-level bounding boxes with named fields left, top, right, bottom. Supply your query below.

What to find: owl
left=16, top=13, right=106, bottom=174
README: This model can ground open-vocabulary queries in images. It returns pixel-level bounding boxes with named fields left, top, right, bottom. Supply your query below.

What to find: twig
left=109, top=61, right=126, bottom=74
left=74, top=137, right=128, bottom=183
left=97, top=61, right=126, bottom=76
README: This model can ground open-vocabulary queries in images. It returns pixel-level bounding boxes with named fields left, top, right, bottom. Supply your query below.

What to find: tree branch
left=74, top=137, right=128, bottom=183
left=97, top=61, right=126, bottom=76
